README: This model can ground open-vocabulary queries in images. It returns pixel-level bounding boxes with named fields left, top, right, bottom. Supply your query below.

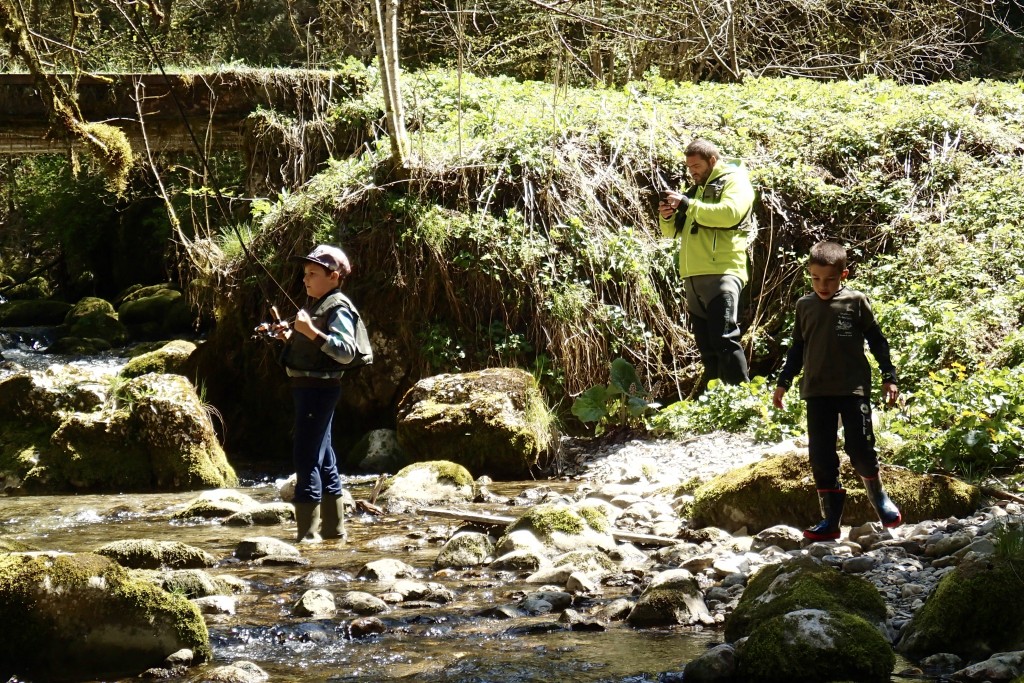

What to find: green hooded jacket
left=659, top=158, right=755, bottom=283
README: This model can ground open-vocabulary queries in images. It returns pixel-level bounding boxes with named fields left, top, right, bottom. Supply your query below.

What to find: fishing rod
left=110, top=1, right=301, bottom=316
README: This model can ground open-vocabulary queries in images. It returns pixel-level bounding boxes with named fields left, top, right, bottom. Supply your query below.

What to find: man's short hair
left=684, top=139, right=720, bottom=162
left=809, top=241, right=847, bottom=271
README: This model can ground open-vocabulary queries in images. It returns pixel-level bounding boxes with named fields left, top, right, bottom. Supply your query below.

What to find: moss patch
left=737, top=609, right=895, bottom=683
left=725, top=556, right=887, bottom=642
left=898, top=557, right=1024, bottom=661
left=689, top=454, right=980, bottom=532
left=0, top=552, right=209, bottom=678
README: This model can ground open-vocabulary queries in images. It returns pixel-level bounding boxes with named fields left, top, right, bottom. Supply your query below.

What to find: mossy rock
left=725, top=555, right=887, bottom=643
left=119, top=340, right=197, bottom=379
left=4, top=276, right=50, bottom=301
left=345, top=428, right=405, bottom=473
left=897, top=556, right=1024, bottom=662
left=0, top=551, right=209, bottom=679
left=45, top=336, right=114, bottom=354
left=627, top=569, right=712, bottom=627
left=497, top=502, right=615, bottom=554
left=0, top=299, right=73, bottom=326
left=66, top=309, right=130, bottom=347
left=96, top=539, right=217, bottom=570
left=0, top=537, right=36, bottom=553
left=736, top=608, right=895, bottom=683
left=435, top=531, right=495, bottom=569
left=380, top=460, right=475, bottom=510
left=117, top=286, right=182, bottom=331
left=395, top=368, right=555, bottom=480
left=64, top=297, right=116, bottom=325
left=689, top=453, right=981, bottom=533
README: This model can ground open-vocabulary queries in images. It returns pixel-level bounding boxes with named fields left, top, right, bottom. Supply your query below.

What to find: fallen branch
left=980, top=486, right=1024, bottom=505
left=417, top=506, right=678, bottom=547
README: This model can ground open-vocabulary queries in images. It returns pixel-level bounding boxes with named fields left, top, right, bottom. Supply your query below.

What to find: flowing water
left=1, top=335, right=718, bottom=682
left=0, top=479, right=719, bottom=683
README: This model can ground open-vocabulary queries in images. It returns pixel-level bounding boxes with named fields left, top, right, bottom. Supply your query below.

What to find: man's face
left=808, top=263, right=848, bottom=300
left=686, top=154, right=716, bottom=186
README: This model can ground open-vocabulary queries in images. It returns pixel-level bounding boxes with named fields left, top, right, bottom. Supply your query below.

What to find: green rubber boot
left=293, top=501, right=322, bottom=543
left=321, top=493, right=346, bottom=540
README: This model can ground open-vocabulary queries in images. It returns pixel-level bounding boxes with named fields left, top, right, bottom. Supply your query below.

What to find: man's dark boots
left=803, top=489, right=846, bottom=541
left=321, top=493, right=346, bottom=540
left=293, top=502, right=322, bottom=543
left=861, top=475, right=902, bottom=528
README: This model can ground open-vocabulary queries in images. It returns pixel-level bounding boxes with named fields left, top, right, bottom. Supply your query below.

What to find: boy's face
left=303, top=264, right=340, bottom=299
left=808, top=263, right=848, bottom=300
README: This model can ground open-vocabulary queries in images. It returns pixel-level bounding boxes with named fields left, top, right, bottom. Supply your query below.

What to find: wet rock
left=252, top=554, right=309, bottom=567
left=223, top=503, right=294, bottom=526
left=627, top=568, right=712, bottom=627
left=348, top=616, right=388, bottom=638
left=190, top=660, right=268, bottom=682
left=434, top=530, right=494, bottom=569
left=293, top=589, right=336, bottom=618
left=378, top=460, right=474, bottom=512
left=683, top=642, right=737, bottom=682
left=96, top=539, right=217, bottom=569
left=234, top=536, right=299, bottom=561
left=174, top=490, right=260, bottom=520
left=950, top=650, right=1024, bottom=681
left=146, top=568, right=229, bottom=599
left=489, top=549, right=547, bottom=572
left=357, top=558, right=418, bottom=581
left=192, top=595, right=236, bottom=615
left=476, top=605, right=522, bottom=619
left=338, top=591, right=389, bottom=615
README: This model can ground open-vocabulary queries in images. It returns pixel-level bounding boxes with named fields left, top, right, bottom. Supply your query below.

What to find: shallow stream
left=0, top=478, right=718, bottom=682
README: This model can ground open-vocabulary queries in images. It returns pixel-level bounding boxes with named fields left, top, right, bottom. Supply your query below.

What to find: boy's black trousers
left=806, top=395, right=880, bottom=490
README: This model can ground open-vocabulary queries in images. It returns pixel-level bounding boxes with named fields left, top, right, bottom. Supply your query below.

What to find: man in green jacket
left=659, top=139, right=755, bottom=386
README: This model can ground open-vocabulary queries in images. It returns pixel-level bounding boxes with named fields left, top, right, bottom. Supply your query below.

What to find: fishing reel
left=252, top=306, right=290, bottom=340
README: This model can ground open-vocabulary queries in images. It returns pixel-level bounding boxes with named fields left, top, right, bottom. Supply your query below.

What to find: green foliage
left=571, top=358, right=659, bottom=435
left=882, top=364, right=1024, bottom=476
left=649, top=377, right=805, bottom=443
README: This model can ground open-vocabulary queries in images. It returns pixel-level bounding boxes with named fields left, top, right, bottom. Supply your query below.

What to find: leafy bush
left=881, top=364, right=1024, bottom=476
left=649, top=377, right=805, bottom=443
left=571, top=358, right=660, bottom=435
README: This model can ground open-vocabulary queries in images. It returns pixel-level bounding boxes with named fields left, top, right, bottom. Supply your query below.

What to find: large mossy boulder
left=62, top=296, right=130, bottom=347
left=0, top=369, right=236, bottom=493
left=0, top=299, right=73, bottom=326
left=897, top=556, right=1024, bottom=662
left=116, top=284, right=193, bottom=338
left=395, top=368, right=555, bottom=479
left=736, top=608, right=895, bottom=683
left=725, top=555, right=887, bottom=643
left=688, top=452, right=980, bottom=533
left=0, top=551, right=210, bottom=679
left=120, top=339, right=197, bottom=379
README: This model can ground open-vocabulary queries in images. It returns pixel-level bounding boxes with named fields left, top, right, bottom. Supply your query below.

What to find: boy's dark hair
left=809, top=241, right=847, bottom=270
left=685, top=139, right=720, bottom=162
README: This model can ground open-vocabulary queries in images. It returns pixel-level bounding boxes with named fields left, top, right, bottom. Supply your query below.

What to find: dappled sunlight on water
left=0, top=478, right=726, bottom=682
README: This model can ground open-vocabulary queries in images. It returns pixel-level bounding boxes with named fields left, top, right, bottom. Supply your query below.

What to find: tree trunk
left=372, top=0, right=409, bottom=168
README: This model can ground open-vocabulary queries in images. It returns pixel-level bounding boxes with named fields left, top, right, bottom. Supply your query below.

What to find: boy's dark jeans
left=806, top=395, right=880, bottom=490
left=291, top=384, right=343, bottom=503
